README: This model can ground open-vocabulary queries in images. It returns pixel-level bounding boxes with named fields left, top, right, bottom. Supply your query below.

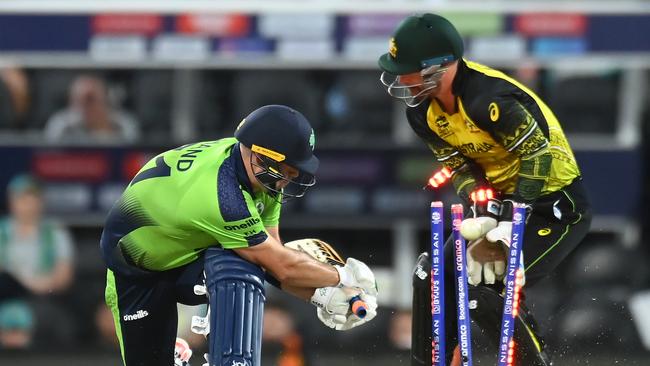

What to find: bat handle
left=349, top=295, right=367, bottom=318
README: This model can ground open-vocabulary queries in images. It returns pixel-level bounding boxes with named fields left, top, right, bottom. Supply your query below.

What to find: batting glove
left=335, top=258, right=378, bottom=297
left=317, top=291, right=378, bottom=331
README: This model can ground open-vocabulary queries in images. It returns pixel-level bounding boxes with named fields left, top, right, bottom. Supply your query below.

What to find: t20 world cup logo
left=431, top=211, right=441, bottom=224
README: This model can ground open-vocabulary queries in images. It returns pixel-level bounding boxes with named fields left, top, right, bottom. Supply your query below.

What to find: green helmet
left=378, top=14, right=464, bottom=107
left=378, top=13, right=464, bottom=75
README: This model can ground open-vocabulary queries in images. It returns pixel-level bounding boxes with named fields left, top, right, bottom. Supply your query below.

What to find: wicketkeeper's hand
left=466, top=238, right=507, bottom=285
left=460, top=188, right=500, bottom=241
left=483, top=199, right=529, bottom=285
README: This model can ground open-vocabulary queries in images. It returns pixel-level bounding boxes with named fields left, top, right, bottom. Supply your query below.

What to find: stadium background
left=0, top=1, right=649, bottom=365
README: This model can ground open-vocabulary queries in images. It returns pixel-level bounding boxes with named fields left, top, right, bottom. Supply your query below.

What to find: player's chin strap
left=250, top=152, right=315, bottom=203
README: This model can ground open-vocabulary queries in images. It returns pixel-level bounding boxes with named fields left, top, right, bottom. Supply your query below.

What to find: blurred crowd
left=0, top=66, right=393, bottom=144
left=0, top=65, right=620, bottom=147
left=0, top=174, right=74, bottom=350
left=1, top=68, right=140, bottom=143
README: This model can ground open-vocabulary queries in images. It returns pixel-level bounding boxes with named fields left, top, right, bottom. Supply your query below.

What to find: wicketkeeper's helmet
left=378, top=13, right=464, bottom=107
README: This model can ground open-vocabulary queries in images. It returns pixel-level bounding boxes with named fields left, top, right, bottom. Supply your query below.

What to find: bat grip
left=349, top=295, right=367, bottom=318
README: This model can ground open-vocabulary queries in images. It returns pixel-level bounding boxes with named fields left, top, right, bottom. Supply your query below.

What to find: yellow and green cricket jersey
left=407, top=59, right=581, bottom=202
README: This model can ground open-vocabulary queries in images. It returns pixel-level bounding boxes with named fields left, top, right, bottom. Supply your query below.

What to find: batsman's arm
left=280, top=283, right=318, bottom=301
left=260, top=226, right=321, bottom=300
left=265, top=226, right=281, bottom=244
left=234, top=234, right=340, bottom=289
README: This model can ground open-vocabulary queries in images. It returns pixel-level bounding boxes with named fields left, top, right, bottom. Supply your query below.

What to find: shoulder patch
left=488, top=102, right=500, bottom=122
left=217, top=157, right=253, bottom=222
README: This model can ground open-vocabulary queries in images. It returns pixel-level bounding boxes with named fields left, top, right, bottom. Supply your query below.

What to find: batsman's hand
left=316, top=289, right=378, bottom=331
left=310, top=286, right=353, bottom=318
left=335, top=258, right=378, bottom=297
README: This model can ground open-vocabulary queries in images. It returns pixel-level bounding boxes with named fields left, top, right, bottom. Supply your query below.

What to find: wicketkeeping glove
left=485, top=199, right=529, bottom=285
left=460, top=188, right=501, bottom=241
left=466, top=238, right=507, bottom=285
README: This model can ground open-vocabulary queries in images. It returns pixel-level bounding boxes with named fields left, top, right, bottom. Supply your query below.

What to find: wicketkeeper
left=378, top=14, right=591, bottom=365
left=100, top=105, right=378, bottom=366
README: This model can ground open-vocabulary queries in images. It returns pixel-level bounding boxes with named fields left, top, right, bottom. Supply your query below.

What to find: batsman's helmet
left=235, top=105, right=318, bottom=201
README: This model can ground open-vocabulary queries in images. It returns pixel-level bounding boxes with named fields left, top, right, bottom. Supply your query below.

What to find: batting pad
left=204, top=248, right=265, bottom=366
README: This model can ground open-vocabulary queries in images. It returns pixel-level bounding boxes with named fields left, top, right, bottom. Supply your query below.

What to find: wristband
left=335, top=265, right=353, bottom=288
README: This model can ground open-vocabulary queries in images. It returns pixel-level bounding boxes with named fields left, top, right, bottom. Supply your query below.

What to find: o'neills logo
left=123, top=310, right=149, bottom=321
left=224, top=217, right=260, bottom=231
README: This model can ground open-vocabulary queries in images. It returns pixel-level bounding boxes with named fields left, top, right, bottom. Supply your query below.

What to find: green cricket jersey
left=100, top=138, right=281, bottom=271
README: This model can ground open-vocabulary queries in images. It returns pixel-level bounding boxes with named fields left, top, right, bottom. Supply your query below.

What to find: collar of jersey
left=451, top=58, right=468, bottom=97
left=231, top=142, right=254, bottom=194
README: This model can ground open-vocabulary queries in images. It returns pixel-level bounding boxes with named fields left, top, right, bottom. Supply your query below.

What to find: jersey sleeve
left=201, top=171, right=270, bottom=249
left=406, top=104, right=480, bottom=202
left=469, top=94, right=552, bottom=202
left=260, top=195, right=281, bottom=227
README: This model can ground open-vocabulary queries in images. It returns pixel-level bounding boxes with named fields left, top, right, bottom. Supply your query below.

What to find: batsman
left=100, top=105, right=378, bottom=366
left=378, top=14, right=592, bottom=365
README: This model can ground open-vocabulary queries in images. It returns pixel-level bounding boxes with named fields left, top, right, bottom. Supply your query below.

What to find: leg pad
left=204, top=248, right=266, bottom=366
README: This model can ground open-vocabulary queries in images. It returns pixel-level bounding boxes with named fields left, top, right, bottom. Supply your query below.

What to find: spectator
left=44, top=75, right=139, bottom=143
left=263, top=304, right=306, bottom=366
left=0, top=174, right=74, bottom=296
left=0, top=67, right=30, bottom=129
left=0, top=300, right=34, bottom=350
left=94, top=302, right=118, bottom=349
left=0, top=174, right=75, bottom=348
left=388, top=309, right=412, bottom=351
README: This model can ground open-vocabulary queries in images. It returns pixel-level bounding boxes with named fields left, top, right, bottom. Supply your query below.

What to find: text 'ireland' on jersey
left=101, top=138, right=281, bottom=271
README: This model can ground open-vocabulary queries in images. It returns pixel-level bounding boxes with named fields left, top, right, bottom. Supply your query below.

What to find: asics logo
left=231, top=360, right=247, bottom=366
left=123, top=310, right=149, bottom=321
